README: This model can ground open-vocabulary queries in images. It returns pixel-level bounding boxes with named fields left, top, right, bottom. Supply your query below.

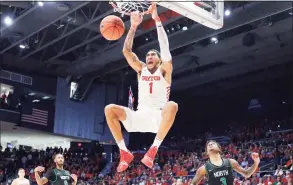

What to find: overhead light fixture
left=28, top=92, right=36, bottom=96
left=42, top=96, right=50, bottom=99
left=211, top=37, right=217, bottom=41
left=145, top=37, right=149, bottom=41
left=38, top=2, right=44, bottom=6
left=32, top=99, right=40, bottom=103
left=224, top=9, right=231, bottom=16
left=182, top=26, right=188, bottom=31
left=211, top=37, right=218, bottom=44
left=19, top=44, right=26, bottom=49
left=4, top=16, right=13, bottom=26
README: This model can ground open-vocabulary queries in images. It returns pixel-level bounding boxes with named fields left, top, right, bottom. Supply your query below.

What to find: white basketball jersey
left=138, top=67, right=170, bottom=110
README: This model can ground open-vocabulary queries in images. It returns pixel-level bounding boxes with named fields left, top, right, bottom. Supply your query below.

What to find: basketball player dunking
left=11, top=168, right=30, bottom=185
left=34, top=154, right=77, bottom=185
left=105, top=4, right=178, bottom=172
left=190, top=140, right=260, bottom=185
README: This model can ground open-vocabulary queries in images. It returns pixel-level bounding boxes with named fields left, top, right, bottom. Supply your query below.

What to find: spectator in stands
left=275, top=165, right=284, bottom=176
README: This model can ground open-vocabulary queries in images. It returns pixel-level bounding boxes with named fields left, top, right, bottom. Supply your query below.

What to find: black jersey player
left=34, top=154, right=77, bottom=185
left=190, top=140, right=260, bottom=185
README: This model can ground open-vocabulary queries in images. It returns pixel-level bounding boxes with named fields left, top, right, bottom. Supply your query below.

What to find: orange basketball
left=100, top=15, right=125, bottom=41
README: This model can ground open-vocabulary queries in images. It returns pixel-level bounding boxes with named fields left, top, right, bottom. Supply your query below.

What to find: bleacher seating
left=0, top=117, right=292, bottom=185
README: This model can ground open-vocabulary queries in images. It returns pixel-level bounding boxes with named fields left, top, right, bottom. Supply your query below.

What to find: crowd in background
left=0, top=117, right=292, bottom=185
left=0, top=146, right=107, bottom=185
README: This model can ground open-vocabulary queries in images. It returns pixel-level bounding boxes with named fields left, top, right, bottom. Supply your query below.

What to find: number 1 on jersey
left=149, top=82, right=153, bottom=94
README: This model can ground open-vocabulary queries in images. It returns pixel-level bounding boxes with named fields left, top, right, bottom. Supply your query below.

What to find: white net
left=110, top=0, right=153, bottom=16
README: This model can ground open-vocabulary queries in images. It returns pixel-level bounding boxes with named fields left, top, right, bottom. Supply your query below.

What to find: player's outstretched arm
left=190, top=166, right=206, bottom=185
left=122, top=11, right=145, bottom=73
left=34, top=166, right=48, bottom=185
left=230, top=153, right=260, bottom=178
left=151, top=4, right=173, bottom=74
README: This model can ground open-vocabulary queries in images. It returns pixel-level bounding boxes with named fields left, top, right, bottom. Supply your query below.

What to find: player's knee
left=104, top=104, right=117, bottom=117
left=167, top=101, right=178, bottom=113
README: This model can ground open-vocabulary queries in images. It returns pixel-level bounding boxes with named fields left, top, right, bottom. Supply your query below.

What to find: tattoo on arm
left=123, top=27, right=136, bottom=54
left=244, top=163, right=258, bottom=177
left=231, top=159, right=258, bottom=178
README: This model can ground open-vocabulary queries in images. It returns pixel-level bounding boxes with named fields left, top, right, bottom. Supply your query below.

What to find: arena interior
left=0, top=1, right=293, bottom=185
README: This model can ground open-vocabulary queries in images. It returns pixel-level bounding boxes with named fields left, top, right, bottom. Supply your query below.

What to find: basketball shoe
left=141, top=146, right=158, bottom=169
left=117, top=149, right=134, bottom=172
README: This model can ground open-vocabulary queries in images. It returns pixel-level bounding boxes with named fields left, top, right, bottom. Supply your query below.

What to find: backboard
left=157, top=0, right=224, bottom=29
left=110, top=0, right=224, bottom=30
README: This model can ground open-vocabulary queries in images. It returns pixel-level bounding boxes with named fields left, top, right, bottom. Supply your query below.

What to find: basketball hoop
left=109, top=0, right=154, bottom=16
left=109, top=0, right=224, bottom=29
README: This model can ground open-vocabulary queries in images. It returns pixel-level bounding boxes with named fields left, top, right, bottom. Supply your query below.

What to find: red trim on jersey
left=166, top=86, right=171, bottom=101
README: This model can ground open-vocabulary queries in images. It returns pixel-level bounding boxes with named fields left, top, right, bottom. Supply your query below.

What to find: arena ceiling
left=0, top=1, right=292, bottom=91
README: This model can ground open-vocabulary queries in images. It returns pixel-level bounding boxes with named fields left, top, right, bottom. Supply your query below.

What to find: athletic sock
left=151, top=138, right=163, bottom=148
left=117, top=140, right=128, bottom=152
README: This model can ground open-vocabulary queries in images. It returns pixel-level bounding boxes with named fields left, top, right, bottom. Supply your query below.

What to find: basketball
left=100, top=15, right=125, bottom=41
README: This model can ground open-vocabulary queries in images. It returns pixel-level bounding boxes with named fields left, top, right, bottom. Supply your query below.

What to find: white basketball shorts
left=121, top=106, right=162, bottom=133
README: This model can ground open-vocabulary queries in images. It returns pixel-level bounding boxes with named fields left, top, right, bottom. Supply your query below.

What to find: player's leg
left=104, top=104, right=127, bottom=149
left=141, top=101, right=178, bottom=168
left=104, top=104, right=134, bottom=172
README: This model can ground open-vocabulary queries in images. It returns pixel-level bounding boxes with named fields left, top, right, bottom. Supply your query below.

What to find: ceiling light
left=32, top=99, right=40, bottom=103
left=145, top=37, right=148, bottom=41
left=4, top=16, right=13, bottom=26
left=182, top=26, right=188, bottom=31
left=28, top=92, right=36, bottom=96
left=42, top=96, right=50, bottom=99
left=211, top=37, right=218, bottom=44
left=211, top=37, right=217, bottom=42
left=38, top=2, right=44, bottom=6
left=19, top=44, right=26, bottom=49
left=224, top=9, right=231, bottom=16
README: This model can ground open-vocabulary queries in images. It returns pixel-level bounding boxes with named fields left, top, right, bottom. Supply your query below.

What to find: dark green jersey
left=44, top=168, right=73, bottom=185
left=205, top=158, right=234, bottom=185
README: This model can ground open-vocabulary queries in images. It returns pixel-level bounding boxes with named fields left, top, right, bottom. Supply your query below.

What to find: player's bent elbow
left=122, top=48, right=131, bottom=56
left=167, top=101, right=178, bottom=113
